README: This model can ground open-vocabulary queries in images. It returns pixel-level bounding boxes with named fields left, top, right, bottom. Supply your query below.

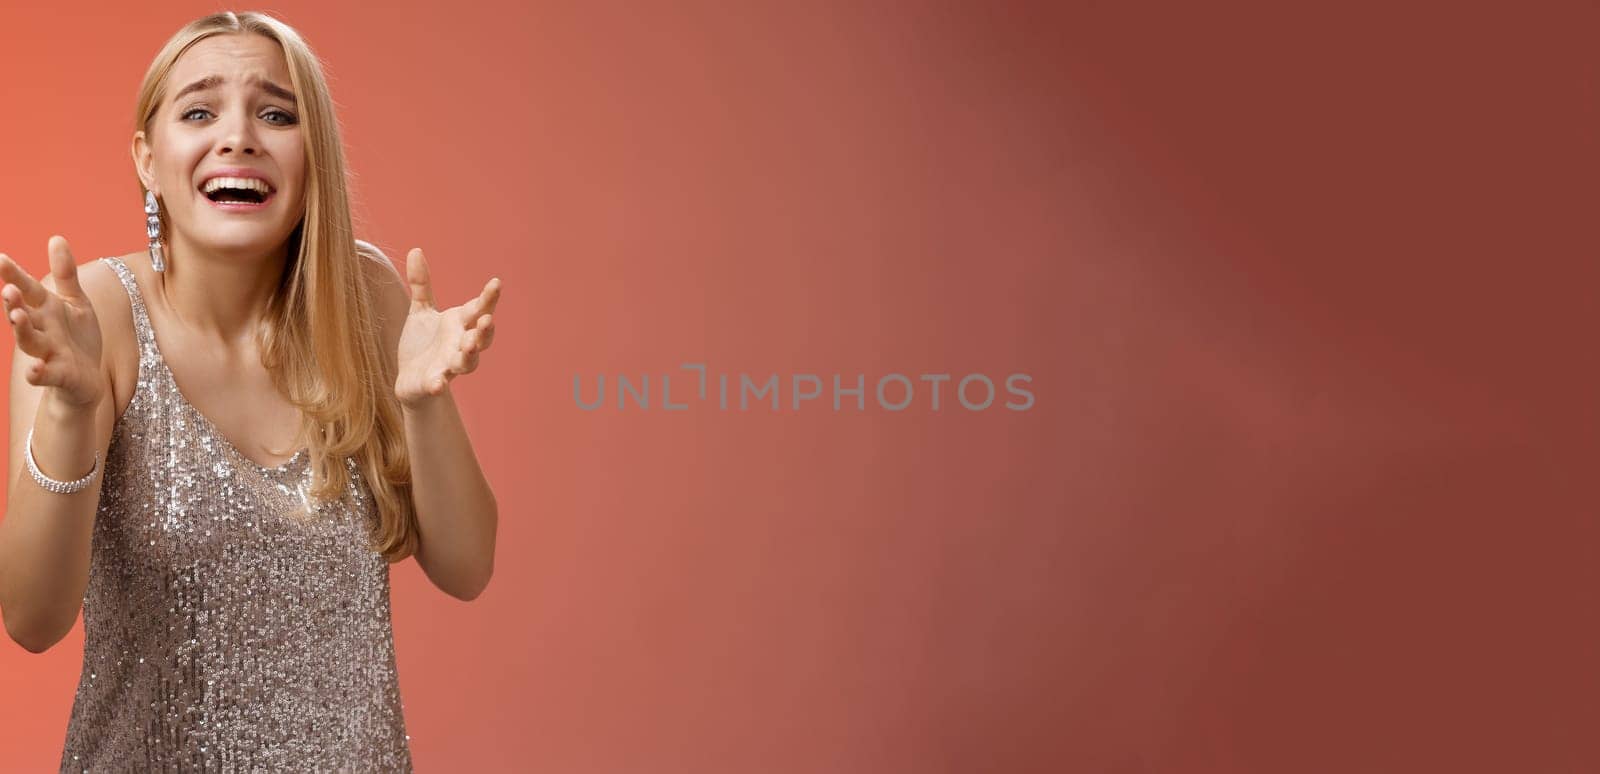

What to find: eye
left=181, top=107, right=213, bottom=121
left=262, top=109, right=298, bottom=126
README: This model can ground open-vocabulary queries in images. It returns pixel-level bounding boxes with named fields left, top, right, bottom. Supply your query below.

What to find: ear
left=132, top=130, right=158, bottom=194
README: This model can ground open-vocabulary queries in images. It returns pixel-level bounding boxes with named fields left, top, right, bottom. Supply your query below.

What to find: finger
left=7, top=306, right=51, bottom=357
left=0, top=285, right=41, bottom=335
left=24, top=357, right=65, bottom=389
left=0, top=254, right=48, bottom=308
left=449, top=349, right=479, bottom=375
left=406, top=248, right=435, bottom=310
left=460, top=318, right=495, bottom=352
left=464, top=277, right=502, bottom=320
left=47, top=236, right=85, bottom=299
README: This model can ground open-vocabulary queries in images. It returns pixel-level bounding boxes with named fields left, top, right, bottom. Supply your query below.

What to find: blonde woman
left=0, top=11, right=501, bottom=769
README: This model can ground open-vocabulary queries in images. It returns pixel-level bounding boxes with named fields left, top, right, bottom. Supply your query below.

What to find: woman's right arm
left=0, top=237, right=114, bottom=653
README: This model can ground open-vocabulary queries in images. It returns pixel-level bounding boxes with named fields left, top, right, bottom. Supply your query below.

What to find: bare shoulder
left=64, top=252, right=141, bottom=415
left=356, top=240, right=404, bottom=284
left=355, top=241, right=408, bottom=353
left=357, top=242, right=407, bottom=305
left=65, top=252, right=127, bottom=301
left=40, top=252, right=135, bottom=343
left=72, top=251, right=140, bottom=327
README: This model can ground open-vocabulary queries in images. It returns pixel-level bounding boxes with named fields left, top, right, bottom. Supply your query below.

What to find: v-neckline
left=107, top=257, right=308, bottom=474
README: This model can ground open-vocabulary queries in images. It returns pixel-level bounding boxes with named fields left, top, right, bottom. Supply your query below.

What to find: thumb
left=47, top=235, right=85, bottom=299
left=405, top=247, right=435, bottom=310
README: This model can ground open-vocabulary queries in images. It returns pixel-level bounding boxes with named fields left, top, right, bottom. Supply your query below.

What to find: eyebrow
left=172, top=74, right=297, bottom=104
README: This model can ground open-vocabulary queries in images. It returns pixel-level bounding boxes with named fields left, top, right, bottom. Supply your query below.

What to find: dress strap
left=99, top=257, right=159, bottom=371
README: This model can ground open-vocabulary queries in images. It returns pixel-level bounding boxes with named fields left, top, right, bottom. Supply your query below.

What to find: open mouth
left=199, top=176, right=276, bottom=205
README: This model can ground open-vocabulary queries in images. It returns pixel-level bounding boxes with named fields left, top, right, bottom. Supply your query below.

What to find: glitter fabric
left=59, top=257, right=412, bottom=771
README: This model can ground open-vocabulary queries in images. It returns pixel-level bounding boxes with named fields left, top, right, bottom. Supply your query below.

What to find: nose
left=216, top=112, right=260, bottom=156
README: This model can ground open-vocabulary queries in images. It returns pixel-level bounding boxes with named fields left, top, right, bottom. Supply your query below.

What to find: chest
left=111, top=315, right=305, bottom=468
left=168, top=351, right=299, bottom=437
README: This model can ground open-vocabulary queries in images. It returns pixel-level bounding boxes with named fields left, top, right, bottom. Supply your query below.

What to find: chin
left=193, top=228, right=298, bottom=258
left=186, top=212, right=294, bottom=247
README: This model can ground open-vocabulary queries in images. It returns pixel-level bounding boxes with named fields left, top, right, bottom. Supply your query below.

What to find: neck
left=155, top=231, right=291, bottom=348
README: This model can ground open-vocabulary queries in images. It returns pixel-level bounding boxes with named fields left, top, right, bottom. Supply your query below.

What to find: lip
left=204, top=195, right=274, bottom=212
left=197, top=167, right=277, bottom=212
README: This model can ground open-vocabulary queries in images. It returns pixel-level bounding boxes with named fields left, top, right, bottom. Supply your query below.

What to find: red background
left=2, top=1, right=1597, bottom=771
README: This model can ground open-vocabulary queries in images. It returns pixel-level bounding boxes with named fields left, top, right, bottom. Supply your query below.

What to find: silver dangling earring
left=144, top=190, right=166, bottom=273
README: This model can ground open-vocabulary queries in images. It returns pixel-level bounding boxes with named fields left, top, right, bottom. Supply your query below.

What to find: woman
left=0, top=11, right=501, bottom=770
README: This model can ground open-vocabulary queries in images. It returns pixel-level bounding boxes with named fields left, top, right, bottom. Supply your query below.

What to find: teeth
left=201, top=177, right=273, bottom=194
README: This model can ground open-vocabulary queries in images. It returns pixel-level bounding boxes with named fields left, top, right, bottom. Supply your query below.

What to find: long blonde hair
left=134, top=11, right=417, bottom=561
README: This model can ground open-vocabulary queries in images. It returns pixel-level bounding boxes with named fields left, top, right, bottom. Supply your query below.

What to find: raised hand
left=0, top=236, right=105, bottom=408
left=394, top=247, right=501, bottom=407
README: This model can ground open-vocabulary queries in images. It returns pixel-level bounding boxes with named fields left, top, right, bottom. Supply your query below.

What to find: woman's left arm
left=366, top=246, right=503, bottom=601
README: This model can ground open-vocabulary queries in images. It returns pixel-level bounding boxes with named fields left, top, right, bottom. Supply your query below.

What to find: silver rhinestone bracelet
left=25, top=427, right=101, bottom=495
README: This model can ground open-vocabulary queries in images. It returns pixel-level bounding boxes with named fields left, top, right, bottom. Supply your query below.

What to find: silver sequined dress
left=59, top=257, right=412, bottom=771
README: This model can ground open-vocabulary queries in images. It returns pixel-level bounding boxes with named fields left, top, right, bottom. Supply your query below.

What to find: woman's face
left=134, top=33, right=306, bottom=260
